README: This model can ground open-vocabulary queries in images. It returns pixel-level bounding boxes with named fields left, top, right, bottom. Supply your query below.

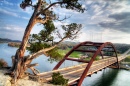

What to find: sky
left=0, top=0, right=130, bottom=44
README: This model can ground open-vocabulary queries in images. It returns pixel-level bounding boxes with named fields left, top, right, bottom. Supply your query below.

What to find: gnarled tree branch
left=29, top=37, right=67, bottom=60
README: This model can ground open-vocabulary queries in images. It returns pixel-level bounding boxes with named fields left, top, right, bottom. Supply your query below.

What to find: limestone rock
left=0, top=68, right=59, bottom=86
left=0, top=69, right=11, bottom=86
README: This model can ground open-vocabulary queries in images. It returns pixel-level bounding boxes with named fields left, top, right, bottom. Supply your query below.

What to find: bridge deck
left=37, top=57, right=118, bottom=84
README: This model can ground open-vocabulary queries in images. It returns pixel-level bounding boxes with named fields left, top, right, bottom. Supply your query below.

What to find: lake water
left=0, top=43, right=130, bottom=86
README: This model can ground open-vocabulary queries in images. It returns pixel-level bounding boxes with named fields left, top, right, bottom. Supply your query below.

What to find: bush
left=51, top=72, right=69, bottom=86
left=0, top=59, right=8, bottom=67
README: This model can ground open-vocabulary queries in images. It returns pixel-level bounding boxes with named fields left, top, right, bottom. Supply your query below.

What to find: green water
left=82, top=68, right=130, bottom=86
left=0, top=43, right=130, bottom=86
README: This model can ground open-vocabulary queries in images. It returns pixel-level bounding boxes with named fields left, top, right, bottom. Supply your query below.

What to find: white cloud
left=0, top=8, right=30, bottom=20
left=22, top=16, right=29, bottom=20
left=106, top=0, right=130, bottom=14
left=76, top=29, right=130, bottom=44
left=2, top=25, right=24, bottom=32
left=2, top=0, right=14, bottom=6
left=1, top=0, right=130, bottom=44
left=24, top=7, right=33, bottom=14
left=85, top=1, right=93, bottom=5
left=0, top=8, right=18, bottom=17
left=0, top=24, right=25, bottom=40
left=100, top=29, right=130, bottom=44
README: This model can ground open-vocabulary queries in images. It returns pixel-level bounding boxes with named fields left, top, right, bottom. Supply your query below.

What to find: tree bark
left=10, top=0, right=42, bottom=82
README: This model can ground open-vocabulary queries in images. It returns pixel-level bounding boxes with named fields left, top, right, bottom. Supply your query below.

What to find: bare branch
left=57, top=31, right=63, bottom=39
left=29, top=67, right=40, bottom=75
left=56, top=15, right=72, bottom=22
left=26, top=63, right=38, bottom=68
left=20, top=0, right=35, bottom=9
left=44, top=2, right=63, bottom=11
left=35, top=17, right=49, bottom=24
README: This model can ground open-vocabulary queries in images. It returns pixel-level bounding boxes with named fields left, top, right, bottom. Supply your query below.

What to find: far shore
left=8, top=42, right=30, bottom=47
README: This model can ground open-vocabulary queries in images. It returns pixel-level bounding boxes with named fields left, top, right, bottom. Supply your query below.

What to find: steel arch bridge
left=35, top=41, right=130, bottom=86
left=53, top=41, right=119, bottom=85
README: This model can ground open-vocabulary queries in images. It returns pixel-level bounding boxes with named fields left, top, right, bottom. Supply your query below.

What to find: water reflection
left=82, top=68, right=118, bottom=86
left=0, top=43, right=130, bottom=86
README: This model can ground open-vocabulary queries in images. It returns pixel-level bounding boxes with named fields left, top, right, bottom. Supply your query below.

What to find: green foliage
left=27, top=42, right=50, bottom=53
left=84, top=56, right=100, bottom=62
left=21, top=0, right=85, bottom=13
left=29, top=20, right=55, bottom=43
left=124, top=56, right=130, bottom=62
left=39, top=20, right=55, bottom=42
left=62, top=23, right=82, bottom=40
left=27, top=20, right=56, bottom=54
left=27, top=21, right=82, bottom=60
left=59, top=0, right=85, bottom=13
left=51, top=72, right=69, bottom=85
left=95, top=56, right=100, bottom=60
left=0, top=59, right=8, bottom=67
left=47, top=47, right=63, bottom=61
left=69, top=51, right=82, bottom=58
left=58, top=48, right=82, bottom=58
left=21, top=0, right=84, bottom=61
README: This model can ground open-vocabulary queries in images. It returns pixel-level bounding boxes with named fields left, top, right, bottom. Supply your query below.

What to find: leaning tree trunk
left=10, top=2, right=41, bottom=83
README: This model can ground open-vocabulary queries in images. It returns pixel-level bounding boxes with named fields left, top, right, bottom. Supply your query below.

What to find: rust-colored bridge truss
left=53, top=41, right=119, bottom=86
left=34, top=41, right=130, bottom=86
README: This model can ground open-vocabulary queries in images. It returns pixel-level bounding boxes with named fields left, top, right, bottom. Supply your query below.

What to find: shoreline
left=8, top=42, right=30, bottom=47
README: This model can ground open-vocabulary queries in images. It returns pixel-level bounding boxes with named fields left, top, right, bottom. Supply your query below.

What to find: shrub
left=0, top=59, right=8, bottom=67
left=51, top=72, right=69, bottom=86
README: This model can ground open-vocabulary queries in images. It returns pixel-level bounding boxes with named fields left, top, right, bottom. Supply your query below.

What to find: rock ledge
left=0, top=69, right=57, bottom=86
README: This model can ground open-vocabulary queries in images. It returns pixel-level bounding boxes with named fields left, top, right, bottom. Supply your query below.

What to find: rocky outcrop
left=8, top=42, right=21, bottom=47
left=0, top=68, right=57, bottom=86
left=0, top=69, right=11, bottom=86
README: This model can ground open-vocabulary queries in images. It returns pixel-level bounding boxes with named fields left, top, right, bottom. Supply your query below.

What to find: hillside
left=0, top=38, right=21, bottom=43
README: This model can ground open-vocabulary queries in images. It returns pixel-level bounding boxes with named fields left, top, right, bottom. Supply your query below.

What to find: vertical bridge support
left=53, top=41, right=119, bottom=86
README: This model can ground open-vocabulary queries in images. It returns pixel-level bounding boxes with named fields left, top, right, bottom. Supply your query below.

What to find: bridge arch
left=53, top=41, right=118, bottom=86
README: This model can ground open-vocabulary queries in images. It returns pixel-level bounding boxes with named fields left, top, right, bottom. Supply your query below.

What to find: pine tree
left=9, top=0, right=85, bottom=83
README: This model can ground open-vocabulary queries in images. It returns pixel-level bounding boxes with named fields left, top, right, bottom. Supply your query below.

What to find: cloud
left=0, top=25, right=24, bottom=32
left=76, top=0, right=130, bottom=33
left=0, top=8, right=30, bottom=20
left=23, top=7, right=33, bottom=14
left=22, top=16, right=29, bottom=20
left=76, top=28, right=130, bottom=44
left=109, top=12, right=130, bottom=21
left=1, top=0, right=14, bottom=6
left=0, top=8, right=18, bottom=17
left=0, top=0, right=130, bottom=44
left=0, top=24, right=25, bottom=40
left=99, top=12, right=130, bottom=33
left=3, top=0, right=14, bottom=5
left=101, top=29, right=130, bottom=44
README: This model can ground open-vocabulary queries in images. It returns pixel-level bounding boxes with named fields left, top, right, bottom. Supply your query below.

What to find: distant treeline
left=0, top=38, right=21, bottom=43
left=8, top=42, right=21, bottom=47
left=114, top=43, right=130, bottom=54
left=0, top=37, right=129, bottom=54
left=58, top=42, right=130, bottom=54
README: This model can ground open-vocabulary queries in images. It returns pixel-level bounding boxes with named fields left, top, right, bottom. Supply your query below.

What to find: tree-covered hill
left=0, top=38, right=21, bottom=43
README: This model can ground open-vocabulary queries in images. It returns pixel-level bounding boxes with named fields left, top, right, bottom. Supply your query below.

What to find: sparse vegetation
left=0, top=59, right=8, bottom=67
left=51, top=72, right=69, bottom=86
left=8, top=42, right=21, bottom=47
left=124, top=56, right=130, bottom=62
left=58, top=48, right=82, bottom=58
